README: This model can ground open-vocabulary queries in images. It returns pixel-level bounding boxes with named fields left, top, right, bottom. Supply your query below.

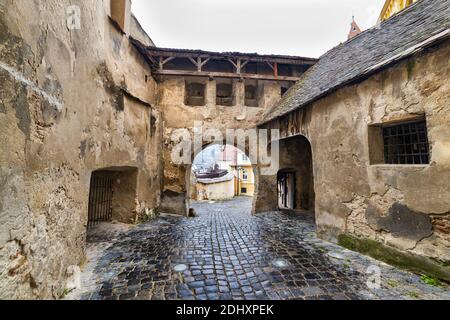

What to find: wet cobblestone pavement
left=69, top=197, right=450, bottom=300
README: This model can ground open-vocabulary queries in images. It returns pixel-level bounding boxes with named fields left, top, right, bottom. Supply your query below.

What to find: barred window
left=382, top=120, right=430, bottom=165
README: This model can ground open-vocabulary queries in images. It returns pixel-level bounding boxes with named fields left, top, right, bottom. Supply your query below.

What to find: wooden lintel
left=154, top=69, right=300, bottom=82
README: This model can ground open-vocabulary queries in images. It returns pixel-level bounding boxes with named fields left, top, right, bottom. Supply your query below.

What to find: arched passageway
left=188, top=144, right=257, bottom=215
left=254, top=135, right=315, bottom=220
left=277, top=135, right=315, bottom=214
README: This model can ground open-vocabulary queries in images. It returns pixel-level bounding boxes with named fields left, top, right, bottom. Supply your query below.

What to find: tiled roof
left=261, top=0, right=450, bottom=124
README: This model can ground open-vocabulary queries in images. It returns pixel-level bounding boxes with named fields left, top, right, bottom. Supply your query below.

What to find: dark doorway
left=278, top=171, right=296, bottom=210
left=87, top=167, right=138, bottom=230
left=277, top=135, right=315, bottom=214
left=88, top=171, right=114, bottom=229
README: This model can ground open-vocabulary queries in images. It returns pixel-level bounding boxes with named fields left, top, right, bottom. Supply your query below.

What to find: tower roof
left=348, top=17, right=362, bottom=40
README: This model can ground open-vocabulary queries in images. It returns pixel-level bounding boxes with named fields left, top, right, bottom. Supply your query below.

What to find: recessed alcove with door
left=87, top=167, right=138, bottom=230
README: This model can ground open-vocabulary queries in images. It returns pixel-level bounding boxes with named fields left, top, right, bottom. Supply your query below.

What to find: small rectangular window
left=242, top=170, right=249, bottom=181
left=185, top=81, right=206, bottom=106
left=241, top=188, right=248, bottom=194
left=382, top=120, right=430, bottom=165
left=216, top=82, right=234, bottom=106
left=244, top=80, right=262, bottom=107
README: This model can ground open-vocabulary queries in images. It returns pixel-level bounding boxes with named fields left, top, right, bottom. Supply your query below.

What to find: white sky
left=132, top=0, right=386, bottom=58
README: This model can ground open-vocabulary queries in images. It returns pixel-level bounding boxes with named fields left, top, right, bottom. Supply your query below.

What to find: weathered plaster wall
left=158, top=76, right=284, bottom=215
left=0, top=0, right=162, bottom=299
left=256, top=40, right=450, bottom=270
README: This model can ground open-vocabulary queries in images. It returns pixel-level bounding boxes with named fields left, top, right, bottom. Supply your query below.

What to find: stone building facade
left=256, top=0, right=450, bottom=281
left=0, top=0, right=162, bottom=299
left=0, top=0, right=449, bottom=300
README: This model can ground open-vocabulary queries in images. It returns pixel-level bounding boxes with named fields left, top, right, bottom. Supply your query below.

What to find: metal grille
left=88, top=172, right=114, bottom=229
left=383, top=120, right=430, bottom=165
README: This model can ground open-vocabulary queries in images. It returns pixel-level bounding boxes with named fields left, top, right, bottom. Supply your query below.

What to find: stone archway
left=189, top=142, right=259, bottom=215
left=254, top=134, right=316, bottom=218
left=161, top=139, right=260, bottom=216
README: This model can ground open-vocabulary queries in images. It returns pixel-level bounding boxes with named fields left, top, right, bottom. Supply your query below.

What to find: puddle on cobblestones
left=173, top=264, right=188, bottom=273
left=272, top=259, right=290, bottom=269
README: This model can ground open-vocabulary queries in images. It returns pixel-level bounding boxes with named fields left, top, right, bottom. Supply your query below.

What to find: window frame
left=242, top=169, right=249, bottom=181
left=369, top=117, right=430, bottom=166
left=185, top=81, right=206, bottom=106
left=216, top=82, right=235, bottom=107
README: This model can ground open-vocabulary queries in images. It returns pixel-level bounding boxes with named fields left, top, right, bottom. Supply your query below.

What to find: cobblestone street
left=69, top=197, right=450, bottom=300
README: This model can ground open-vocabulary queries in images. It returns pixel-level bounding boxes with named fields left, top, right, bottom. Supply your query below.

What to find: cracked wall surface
left=0, top=0, right=162, bottom=299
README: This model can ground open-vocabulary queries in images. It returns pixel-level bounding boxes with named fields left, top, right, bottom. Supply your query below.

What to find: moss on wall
left=338, top=234, right=450, bottom=282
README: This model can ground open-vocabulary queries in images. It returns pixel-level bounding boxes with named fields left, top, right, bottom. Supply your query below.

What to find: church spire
left=348, top=16, right=362, bottom=40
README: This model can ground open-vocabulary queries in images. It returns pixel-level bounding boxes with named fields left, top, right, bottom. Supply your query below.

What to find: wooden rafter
left=146, top=50, right=315, bottom=66
left=159, top=56, right=176, bottom=70
left=199, top=57, right=210, bottom=71
left=265, top=62, right=279, bottom=78
left=130, top=40, right=317, bottom=82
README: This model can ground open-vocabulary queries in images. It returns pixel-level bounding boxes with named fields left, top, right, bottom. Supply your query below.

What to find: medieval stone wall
left=157, top=76, right=284, bottom=215
left=0, top=0, right=162, bottom=299
left=256, top=40, right=450, bottom=274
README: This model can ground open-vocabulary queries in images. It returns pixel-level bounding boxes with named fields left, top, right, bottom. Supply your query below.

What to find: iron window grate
left=382, top=120, right=430, bottom=165
left=88, top=173, right=114, bottom=229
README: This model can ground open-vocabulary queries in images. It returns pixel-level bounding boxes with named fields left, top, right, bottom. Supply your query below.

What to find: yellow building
left=219, top=146, right=256, bottom=197
left=379, top=0, right=418, bottom=22
left=233, top=163, right=256, bottom=197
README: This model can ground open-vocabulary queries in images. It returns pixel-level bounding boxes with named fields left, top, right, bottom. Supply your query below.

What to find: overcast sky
left=132, top=0, right=386, bottom=58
